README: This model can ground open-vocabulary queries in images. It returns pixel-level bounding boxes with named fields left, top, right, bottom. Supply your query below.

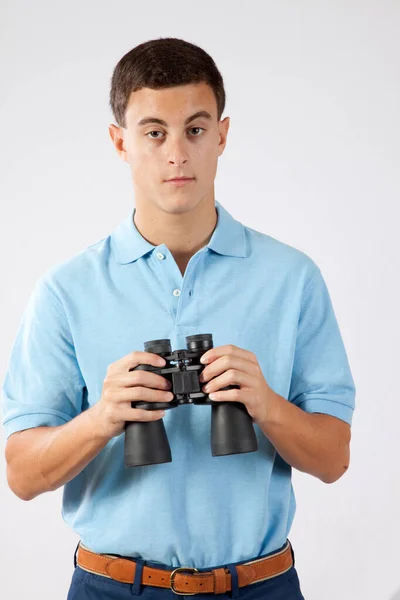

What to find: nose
left=167, top=137, right=189, bottom=166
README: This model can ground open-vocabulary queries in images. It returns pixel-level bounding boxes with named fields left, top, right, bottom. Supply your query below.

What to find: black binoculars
left=124, top=333, right=258, bottom=467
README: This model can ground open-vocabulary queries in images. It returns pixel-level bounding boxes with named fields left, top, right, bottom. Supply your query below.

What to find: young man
left=2, top=37, right=356, bottom=599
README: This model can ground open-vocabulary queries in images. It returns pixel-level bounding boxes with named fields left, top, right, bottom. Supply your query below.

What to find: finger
left=206, top=389, right=260, bottom=422
left=207, top=388, right=244, bottom=402
left=112, top=387, right=174, bottom=403
left=108, top=351, right=166, bottom=375
left=122, top=408, right=167, bottom=422
left=202, top=345, right=258, bottom=365
left=201, top=356, right=256, bottom=382
left=114, top=370, right=171, bottom=390
left=202, top=369, right=250, bottom=394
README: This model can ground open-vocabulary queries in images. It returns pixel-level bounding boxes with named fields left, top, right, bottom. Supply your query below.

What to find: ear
left=217, top=116, right=230, bottom=157
left=108, top=124, right=128, bottom=162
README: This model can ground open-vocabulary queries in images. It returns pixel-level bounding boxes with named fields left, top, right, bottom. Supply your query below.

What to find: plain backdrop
left=1, top=1, right=399, bottom=599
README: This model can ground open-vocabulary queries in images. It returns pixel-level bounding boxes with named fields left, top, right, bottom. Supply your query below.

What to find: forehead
left=125, top=82, right=217, bottom=125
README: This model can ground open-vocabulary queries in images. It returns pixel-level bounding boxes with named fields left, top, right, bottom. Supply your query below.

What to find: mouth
left=165, top=178, right=195, bottom=186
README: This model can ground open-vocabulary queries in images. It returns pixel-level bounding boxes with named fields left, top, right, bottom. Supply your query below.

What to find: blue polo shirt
left=1, top=200, right=356, bottom=568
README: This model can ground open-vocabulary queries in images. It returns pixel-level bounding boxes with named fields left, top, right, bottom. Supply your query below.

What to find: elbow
left=16, top=491, right=36, bottom=502
left=321, top=451, right=351, bottom=484
left=321, top=468, right=348, bottom=485
left=319, top=463, right=349, bottom=483
left=5, top=429, right=50, bottom=501
left=6, top=467, right=34, bottom=501
left=6, top=464, right=40, bottom=501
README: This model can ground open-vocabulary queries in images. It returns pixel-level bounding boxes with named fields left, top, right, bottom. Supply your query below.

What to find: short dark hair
left=109, top=37, right=226, bottom=128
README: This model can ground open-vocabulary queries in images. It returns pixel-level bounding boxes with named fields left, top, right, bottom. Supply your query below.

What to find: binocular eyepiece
left=124, top=333, right=258, bottom=467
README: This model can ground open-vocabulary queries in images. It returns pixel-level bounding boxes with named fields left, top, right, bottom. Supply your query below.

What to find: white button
left=173, top=289, right=181, bottom=297
left=156, top=252, right=165, bottom=260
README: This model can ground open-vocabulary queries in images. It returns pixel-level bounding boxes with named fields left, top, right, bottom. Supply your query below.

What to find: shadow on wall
left=389, top=590, right=400, bottom=600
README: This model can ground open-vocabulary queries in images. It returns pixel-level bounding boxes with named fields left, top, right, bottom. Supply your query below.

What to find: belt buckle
left=170, top=566, right=199, bottom=595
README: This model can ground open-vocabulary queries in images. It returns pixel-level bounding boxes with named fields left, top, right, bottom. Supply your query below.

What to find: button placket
left=153, top=246, right=206, bottom=324
left=173, top=252, right=205, bottom=324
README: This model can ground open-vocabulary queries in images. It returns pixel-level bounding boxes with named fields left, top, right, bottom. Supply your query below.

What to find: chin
left=160, top=196, right=201, bottom=214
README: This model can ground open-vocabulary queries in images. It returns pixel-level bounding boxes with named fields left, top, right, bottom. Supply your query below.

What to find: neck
left=133, top=193, right=218, bottom=262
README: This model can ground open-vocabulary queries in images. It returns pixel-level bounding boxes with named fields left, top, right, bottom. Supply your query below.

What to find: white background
left=1, top=1, right=399, bottom=598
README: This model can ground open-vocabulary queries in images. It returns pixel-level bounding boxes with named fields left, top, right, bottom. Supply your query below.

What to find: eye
left=145, top=127, right=205, bottom=140
left=189, top=127, right=205, bottom=136
left=146, top=131, right=163, bottom=140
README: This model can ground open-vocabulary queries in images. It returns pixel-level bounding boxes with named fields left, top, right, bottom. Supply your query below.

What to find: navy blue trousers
left=67, top=541, right=305, bottom=600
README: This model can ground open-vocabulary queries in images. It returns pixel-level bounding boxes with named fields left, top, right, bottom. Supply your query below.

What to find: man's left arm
left=199, top=348, right=351, bottom=484
left=199, top=264, right=356, bottom=485
left=257, top=393, right=351, bottom=484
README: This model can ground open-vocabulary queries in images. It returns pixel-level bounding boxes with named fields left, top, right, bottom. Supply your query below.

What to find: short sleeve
left=288, top=266, right=356, bottom=425
left=1, top=277, right=86, bottom=440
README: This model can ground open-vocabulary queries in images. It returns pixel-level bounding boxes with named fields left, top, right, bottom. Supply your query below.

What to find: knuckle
left=143, top=409, right=155, bottom=420
left=143, top=387, right=154, bottom=399
left=104, top=373, right=116, bottom=387
left=130, top=371, right=141, bottom=385
left=130, top=385, right=142, bottom=398
left=132, top=410, right=143, bottom=421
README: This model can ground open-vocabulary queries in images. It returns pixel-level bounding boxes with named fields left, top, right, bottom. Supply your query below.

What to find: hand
left=199, top=344, right=273, bottom=426
left=92, top=351, right=173, bottom=441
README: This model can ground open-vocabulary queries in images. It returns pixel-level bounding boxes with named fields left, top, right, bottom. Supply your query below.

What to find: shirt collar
left=111, top=200, right=248, bottom=265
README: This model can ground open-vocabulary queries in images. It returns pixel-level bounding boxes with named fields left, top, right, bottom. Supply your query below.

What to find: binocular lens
left=186, top=334, right=213, bottom=352
left=144, top=339, right=172, bottom=355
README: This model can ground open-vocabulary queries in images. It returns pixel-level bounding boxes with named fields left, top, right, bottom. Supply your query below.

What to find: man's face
left=109, top=82, right=230, bottom=214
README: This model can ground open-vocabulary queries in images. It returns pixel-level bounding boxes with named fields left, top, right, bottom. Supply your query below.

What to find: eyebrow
left=137, top=110, right=213, bottom=128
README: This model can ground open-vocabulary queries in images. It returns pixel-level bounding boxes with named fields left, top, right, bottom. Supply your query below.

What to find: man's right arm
left=5, top=350, right=173, bottom=501
left=2, top=276, right=173, bottom=500
left=5, top=404, right=111, bottom=501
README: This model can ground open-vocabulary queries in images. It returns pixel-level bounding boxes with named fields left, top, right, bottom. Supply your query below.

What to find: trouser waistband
left=74, top=539, right=294, bottom=596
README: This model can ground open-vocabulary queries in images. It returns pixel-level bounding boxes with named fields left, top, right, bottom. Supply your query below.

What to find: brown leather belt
left=76, top=540, right=294, bottom=595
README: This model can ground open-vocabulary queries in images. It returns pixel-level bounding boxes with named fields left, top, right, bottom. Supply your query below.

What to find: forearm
left=258, top=391, right=350, bottom=483
left=6, top=405, right=111, bottom=501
